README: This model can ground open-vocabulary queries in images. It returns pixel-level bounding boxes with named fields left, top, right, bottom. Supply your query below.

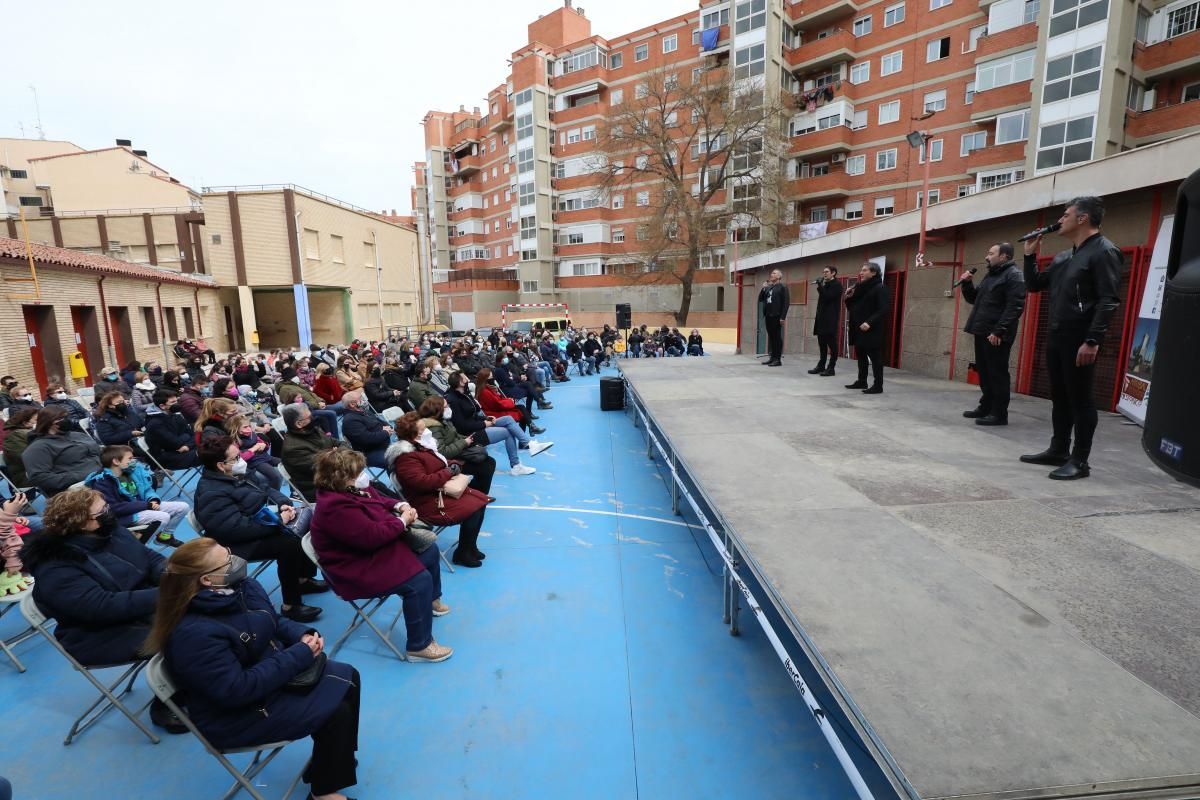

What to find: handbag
left=458, top=444, right=490, bottom=464
left=285, top=651, right=327, bottom=692
left=441, top=473, right=470, bottom=499
left=402, top=519, right=438, bottom=554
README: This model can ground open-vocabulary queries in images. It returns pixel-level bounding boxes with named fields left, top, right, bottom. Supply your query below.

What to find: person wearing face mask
left=96, top=366, right=133, bottom=400
left=494, top=351, right=552, bottom=411
left=22, top=407, right=103, bottom=497
left=145, top=538, right=362, bottom=800
left=444, top=372, right=551, bottom=475
left=474, top=367, right=542, bottom=434
left=407, top=360, right=442, bottom=410
left=2, top=408, right=39, bottom=489
left=364, top=364, right=403, bottom=412
left=310, top=448, right=452, bottom=661
left=194, top=436, right=325, bottom=622
left=225, top=413, right=283, bottom=490
left=84, top=445, right=188, bottom=548
left=8, top=384, right=42, bottom=411
left=340, top=390, right=394, bottom=470
left=143, top=389, right=201, bottom=470
left=131, top=371, right=158, bottom=414
left=416, top=396, right=497, bottom=495
left=313, top=362, right=345, bottom=407
left=43, top=382, right=88, bottom=426
left=0, top=376, right=17, bottom=411
left=276, top=367, right=339, bottom=435
left=280, top=404, right=345, bottom=502
left=93, top=391, right=146, bottom=449
left=177, top=375, right=208, bottom=425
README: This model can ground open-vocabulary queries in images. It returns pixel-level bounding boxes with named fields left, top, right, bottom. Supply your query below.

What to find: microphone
left=952, top=267, right=978, bottom=289
left=1018, top=221, right=1062, bottom=242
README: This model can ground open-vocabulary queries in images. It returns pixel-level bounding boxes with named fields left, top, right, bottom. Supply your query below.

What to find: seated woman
left=310, top=449, right=452, bottom=662
left=93, top=391, right=145, bottom=447
left=194, top=435, right=325, bottom=622
left=131, top=372, right=158, bottom=414
left=193, top=397, right=240, bottom=446
left=494, top=353, right=552, bottom=411
left=313, top=363, right=345, bottom=407
left=475, top=368, right=544, bottom=434
left=687, top=328, right=705, bottom=356
left=120, top=360, right=143, bottom=388
left=226, top=413, right=283, bottom=490
left=445, top=371, right=549, bottom=476
left=22, top=407, right=103, bottom=497
left=144, top=538, right=361, bottom=800
left=386, top=412, right=490, bottom=568
left=335, top=358, right=364, bottom=394
left=364, top=365, right=404, bottom=412
left=416, top=396, right=496, bottom=497
left=43, top=383, right=90, bottom=429
left=85, top=444, right=188, bottom=547
left=1, top=408, right=39, bottom=489
left=280, top=404, right=342, bottom=502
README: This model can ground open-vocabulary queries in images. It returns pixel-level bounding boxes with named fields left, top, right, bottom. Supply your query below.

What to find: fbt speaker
left=615, top=303, right=632, bottom=329
left=1144, top=167, right=1200, bottom=486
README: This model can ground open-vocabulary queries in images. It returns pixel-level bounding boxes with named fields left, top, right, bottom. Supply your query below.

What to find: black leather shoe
left=451, top=552, right=483, bottom=568
left=149, top=698, right=188, bottom=735
left=299, top=579, right=330, bottom=594
left=807, top=365, right=826, bottom=374
left=974, top=415, right=1007, bottom=426
left=820, top=368, right=836, bottom=376
left=530, top=425, right=546, bottom=435
left=862, top=385, right=883, bottom=394
left=963, top=407, right=988, bottom=419
left=538, top=403, right=554, bottom=410
left=845, top=382, right=867, bottom=389
left=767, top=361, right=782, bottom=367
left=1048, top=460, right=1090, bottom=480
left=281, top=604, right=323, bottom=623
left=1019, top=449, right=1071, bottom=466
left=474, top=549, right=487, bottom=560
left=762, top=360, right=774, bottom=366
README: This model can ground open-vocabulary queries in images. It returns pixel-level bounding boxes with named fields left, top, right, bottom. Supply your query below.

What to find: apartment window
left=846, top=154, right=867, bottom=175
left=735, top=43, right=766, bottom=80
left=851, top=109, right=868, bottom=129
left=611, top=52, right=624, bottom=69
left=876, top=149, right=898, bottom=170
left=885, top=1, right=906, bottom=25
left=18, top=196, right=42, bottom=206
left=182, top=307, right=195, bottom=338
left=636, top=191, right=650, bottom=206
left=878, top=100, right=900, bottom=124
left=1024, top=0, right=1042, bottom=23
left=881, top=51, right=903, bottom=75
left=507, top=245, right=514, bottom=256
left=519, top=181, right=535, bottom=205
left=918, top=138, right=944, bottom=162
left=566, top=232, right=585, bottom=245
left=518, top=147, right=535, bottom=173
left=961, top=130, right=987, bottom=155
left=611, top=88, right=624, bottom=104
left=1185, top=82, right=1200, bottom=102
left=1036, top=115, right=1094, bottom=169
left=817, top=113, right=842, bottom=130
left=924, top=89, right=947, bottom=112
left=636, top=226, right=650, bottom=240
left=1126, top=79, right=1145, bottom=110
left=967, top=24, right=987, bottom=51
left=517, top=113, right=533, bottom=139
left=663, top=34, right=678, bottom=53
left=141, top=307, right=159, bottom=345
left=732, top=137, right=763, bottom=171
left=735, top=0, right=767, bottom=33
left=731, top=226, right=761, bottom=242
left=613, top=228, right=626, bottom=243
left=522, top=280, right=539, bottom=292
left=635, top=43, right=649, bottom=61
left=567, top=129, right=581, bottom=144
left=514, top=88, right=533, bottom=105
left=1049, top=0, right=1107, bottom=36
left=703, top=7, right=730, bottom=28
left=732, top=183, right=762, bottom=212
left=874, top=196, right=895, bottom=217
left=916, top=189, right=941, bottom=207
left=996, top=109, right=1031, bottom=143
left=958, top=184, right=977, bottom=197
left=9, top=169, right=28, bottom=179
left=326, top=234, right=343, bottom=264
left=976, top=50, right=1035, bottom=91
left=692, top=67, right=704, bottom=83
left=520, top=216, right=536, bottom=239
left=1043, top=46, right=1102, bottom=103
left=978, top=168, right=1025, bottom=190
left=803, top=206, right=826, bottom=223
left=853, top=15, right=873, bottom=35
left=303, top=228, right=320, bottom=259
left=554, top=162, right=566, bottom=179
left=965, top=80, right=976, bottom=104
left=927, top=36, right=950, bottom=61
left=613, top=194, right=625, bottom=209
left=850, top=62, right=870, bottom=83
left=845, top=200, right=864, bottom=220
left=211, top=234, right=222, bottom=245
left=931, top=0, right=952, bottom=7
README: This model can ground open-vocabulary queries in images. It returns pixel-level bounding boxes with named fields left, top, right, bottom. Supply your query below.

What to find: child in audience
left=226, top=413, right=283, bottom=490
left=0, top=493, right=32, bottom=596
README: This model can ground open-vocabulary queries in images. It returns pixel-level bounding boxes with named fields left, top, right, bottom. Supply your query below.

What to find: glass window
left=881, top=51, right=903, bottom=75
left=852, top=109, right=868, bottom=129
left=735, top=0, right=767, bottom=33
left=703, top=8, right=730, bottom=28
left=1049, top=0, right=1107, bottom=36
left=1042, top=46, right=1103, bottom=104
left=611, top=52, right=624, bottom=69
left=1024, top=0, right=1041, bottom=23
left=846, top=154, right=867, bottom=175
left=845, top=201, right=864, bottom=220
left=876, top=148, right=898, bottom=170
left=975, top=50, right=1035, bottom=91
left=961, top=130, right=987, bottom=155
left=635, top=44, right=648, bottom=62
left=853, top=15, right=873, bottom=36
left=918, top=139, right=944, bottom=162
left=885, top=2, right=906, bottom=25
left=924, top=89, right=947, bottom=112
left=996, top=109, right=1031, bottom=143
left=850, top=62, right=870, bottom=83
left=734, top=43, right=766, bottom=80
left=930, top=0, right=952, bottom=8
left=878, top=100, right=900, bottom=124
left=927, top=37, right=950, bottom=61
left=663, top=34, right=678, bottom=53
left=874, top=196, right=895, bottom=216
left=965, top=80, right=976, bottom=104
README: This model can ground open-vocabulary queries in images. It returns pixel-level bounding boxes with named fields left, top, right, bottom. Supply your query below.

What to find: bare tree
left=595, top=66, right=792, bottom=325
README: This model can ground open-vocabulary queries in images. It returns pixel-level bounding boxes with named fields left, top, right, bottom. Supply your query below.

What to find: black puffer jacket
left=1024, top=233, right=1122, bottom=340
left=962, top=260, right=1026, bottom=341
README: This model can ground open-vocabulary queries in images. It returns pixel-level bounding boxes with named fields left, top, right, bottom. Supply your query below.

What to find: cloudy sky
left=2, top=0, right=689, bottom=214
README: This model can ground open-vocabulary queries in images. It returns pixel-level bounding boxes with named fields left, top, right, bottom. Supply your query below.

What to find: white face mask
left=230, top=457, right=248, bottom=476
left=418, top=429, right=437, bottom=450
left=353, top=470, right=371, bottom=489
left=19, top=394, right=32, bottom=401
left=291, top=377, right=301, bottom=384
left=442, top=405, right=452, bottom=420
left=52, top=392, right=67, bottom=400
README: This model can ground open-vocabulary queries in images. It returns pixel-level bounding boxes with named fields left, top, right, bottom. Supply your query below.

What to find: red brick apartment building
left=415, top=0, right=1200, bottom=329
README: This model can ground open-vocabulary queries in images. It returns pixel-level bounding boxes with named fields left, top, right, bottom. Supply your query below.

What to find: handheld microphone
left=952, top=267, right=978, bottom=289
left=1018, top=221, right=1062, bottom=242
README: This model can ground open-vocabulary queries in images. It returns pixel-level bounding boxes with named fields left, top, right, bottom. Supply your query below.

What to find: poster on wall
left=1117, top=214, right=1174, bottom=425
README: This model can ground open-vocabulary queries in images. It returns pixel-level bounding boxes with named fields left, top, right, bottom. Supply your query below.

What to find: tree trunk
left=675, top=273, right=694, bottom=327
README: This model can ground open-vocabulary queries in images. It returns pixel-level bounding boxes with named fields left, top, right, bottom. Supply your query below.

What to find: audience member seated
left=23, top=407, right=103, bottom=497
left=335, top=358, right=364, bottom=393
left=194, top=397, right=240, bottom=445
left=143, top=389, right=201, bottom=470
left=1, top=493, right=32, bottom=597
left=177, top=375, right=209, bottom=425
left=687, top=329, right=705, bottom=356
left=2, top=408, right=38, bottom=489
left=340, top=390, right=393, bottom=469
left=194, top=436, right=325, bottom=622
left=565, top=337, right=593, bottom=375
left=280, top=405, right=342, bottom=502
left=95, top=367, right=133, bottom=400
left=174, top=337, right=216, bottom=365
left=445, top=371, right=548, bottom=475
left=407, top=360, right=441, bottom=410
left=386, top=412, right=491, bottom=568
left=310, top=449, right=452, bottom=662
left=145, top=538, right=360, bottom=800
left=43, top=382, right=90, bottom=428
left=84, top=445, right=187, bottom=548
left=94, top=391, right=145, bottom=447
left=0, top=376, right=17, bottom=411
left=277, top=367, right=338, bottom=435
left=417, top=396, right=496, bottom=497
left=226, top=413, right=283, bottom=490
left=120, top=361, right=143, bottom=388
left=313, top=363, right=345, bottom=406
left=474, top=368, right=542, bottom=435
left=131, top=372, right=158, bottom=413
left=364, top=365, right=404, bottom=411
left=495, top=351, right=552, bottom=411
left=7, top=385, right=42, bottom=412
left=296, top=357, right=317, bottom=388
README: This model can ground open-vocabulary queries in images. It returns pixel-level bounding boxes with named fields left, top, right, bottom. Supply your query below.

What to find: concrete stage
left=619, top=354, right=1200, bottom=800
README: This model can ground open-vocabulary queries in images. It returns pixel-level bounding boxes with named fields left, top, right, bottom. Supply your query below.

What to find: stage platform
left=619, top=354, right=1200, bottom=800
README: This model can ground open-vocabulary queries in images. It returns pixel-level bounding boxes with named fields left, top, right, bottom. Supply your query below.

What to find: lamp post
left=907, top=110, right=937, bottom=267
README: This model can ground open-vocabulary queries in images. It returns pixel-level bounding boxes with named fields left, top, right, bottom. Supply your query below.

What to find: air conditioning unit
left=832, top=153, right=847, bottom=163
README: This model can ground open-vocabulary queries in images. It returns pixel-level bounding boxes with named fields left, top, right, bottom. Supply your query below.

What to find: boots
left=807, top=361, right=826, bottom=374
left=820, top=363, right=836, bottom=377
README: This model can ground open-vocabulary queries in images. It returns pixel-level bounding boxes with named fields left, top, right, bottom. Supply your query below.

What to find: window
left=9, top=169, right=28, bottom=179
left=1036, top=115, right=1094, bottom=170
left=878, top=100, right=900, bottom=124
left=518, top=147, right=535, bottom=172
left=817, top=113, right=842, bottom=130
left=961, top=130, right=987, bottom=155
left=978, top=168, right=1025, bottom=190
left=924, top=89, right=946, bottom=112
left=611, top=88, right=623, bottom=105
left=698, top=251, right=727, bottom=270
left=519, top=181, right=535, bottom=205
left=636, top=226, right=650, bottom=240
left=927, top=36, right=950, bottom=61
left=567, top=129, right=581, bottom=144
left=18, top=196, right=42, bottom=206
left=846, top=154, right=867, bottom=175
left=520, top=216, right=537, bottom=238
left=931, top=0, right=952, bottom=8
left=976, top=50, right=1035, bottom=91
left=853, top=15, right=873, bottom=36
left=958, top=184, right=977, bottom=197
left=303, top=228, right=320, bottom=259
left=330, top=234, right=345, bottom=263
left=611, top=52, right=624, bottom=69
left=885, top=2, right=906, bottom=25
left=1043, top=46, right=1102, bottom=103
left=522, top=280, right=539, bottom=293
left=517, top=112, right=533, bottom=139
left=703, top=8, right=730, bottom=28
left=182, top=307, right=195, bottom=338
left=918, top=139, right=944, bottom=162
left=732, top=184, right=762, bottom=212
left=845, top=201, right=864, bottom=220
left=637, top=191, right=650, bottom=206
left=736, top=0, right=766, bottom=33
left=692, top=67, right=704, bottom=83
left=881, top=51, right=903, bottom=75
left=965, top=80, right=976, bottom=104
left=735, top=43, right=766, bottom=80
left=967, top=24, right=987, bottom=51
left=566, top=232, right=585, bottom=245
left=211, top=234, right=222, bottom=245
left=806, top=206, right=828, bottom=223
left=874, top=196, right=895, bottom=216
left=730, top=225, right=760, bottom=242
left=996, top=109, right=1031, bottom=143
left=812, top=163, right=831, bottom=176
left=635, top=43, right=648, bottom=61
left=1049, top=0, right=1108, bottom=36
left=1186, top=82, right=1200, bottom=102
left=1024, top=0, right=1041, bottom=23
left=850, top=62, right=870, bottom=83
left=141, top=307, right=159, bottom=345
left=732, top=137, right=763, bottom=171
left=613, top=194, right=625, bottom=209
left=851, top=110, right=868, bottom=129
left=635, top=155, right=649, bottom=171
left=877, top=149, right=898, bottom=170
left=514, top=88, right=533, bottom=106
left=916, top=189, right=941, bottom=207
left=613, top=228, right=626, bottom=243
left=663, top=34, right=678, bottom=53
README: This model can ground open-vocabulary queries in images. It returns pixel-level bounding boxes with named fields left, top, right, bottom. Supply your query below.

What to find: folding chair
left=0, top=580, right=37, bottom=673
left=269, top=417, right=288, bottom=437
left=78, top=416, right=104, bottom=444
left=380, top=406, right=404, bottom=425
left=0, top=452, right=37, bottom=500
left=188, top=512, right=279, bottom=595
left=76, top=387, right=96, bottom=409
left=20, top=592, right=160, bottom=745
left=145, top=654, right=306, bottom=800
left=135, top=435, right=198, bottom=501
left=300, top=534, right=407, bottom=660
left=276, top=465, right=311, bottom=506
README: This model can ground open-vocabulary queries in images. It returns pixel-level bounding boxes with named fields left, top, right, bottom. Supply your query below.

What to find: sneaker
left=510, top=464, right=537, bottom=476
left=431, top=599, right=450, bottom=617
left=528, top=441, right=555, bottom=457
left=406, top=641, right=453, bottom=662
left=156, top=533, right=185, bottom=548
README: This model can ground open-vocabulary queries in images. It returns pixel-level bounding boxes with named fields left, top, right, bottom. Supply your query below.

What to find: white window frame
left=851, top=109, right=868, bottom=130
left=613, top=228, right=626, bottom=243
left=874, top=196, right=895, bottom=217
left=846, top=154, right=867, bottom=175
left=881, top=50, right=903, bottom=76
left=636, top=191, right=650, bottom=207
left=924, top=88, right=947, bottom=112
left=930, top=0, right=952, bottom=8
left=995, top=109, right=1031, bottom=144
left=522, top=280, right=539, bottom=293
left=961, top=130, right=987, bottom=156
left=1035, top=114, right=1094, bottom=171
left=884, top=1, right=906, bottom=25
left=1042, top=45, right=1103, bottom=104
left=926, top=36, right=950, bottom=62
left=918, top=138, right=944, bottom=162
left=876, top=148, right=898, bottom=171
left=965, top=80, right=976, bottom=104
left=612, top=194, right=625, bottom=209
left=878, top=100, right=900, bottom=124
left=611, top=88, right=624, bottom=104
left=611, top=52, right=624, bottom=69
left=975, top=50, right=1035, bottom=92
left=845, top=200, right=864, bottom=220
left=663, top=34, right=678, bottom=53
left=853, top=15, right=873, bottom=36
left=635, top=43, right=649, bottom=61
left=850, top=62, right=870, bottom=83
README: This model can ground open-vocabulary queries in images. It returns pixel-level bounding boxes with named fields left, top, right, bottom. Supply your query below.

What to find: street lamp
left=908, top=110, right=937, bottom=266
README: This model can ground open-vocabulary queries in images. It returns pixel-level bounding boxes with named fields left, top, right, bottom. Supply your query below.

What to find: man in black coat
left=144, top=389, right=201, bottom=469
left=960, top=242, right=1026, bottom=426
left=844, top=263, right=890, bottom=394
left=758, top=269, right=790, bottom=366
left=1019, top=196, right=1122, bottom=480
left=809, top=266, right=844, bottom=376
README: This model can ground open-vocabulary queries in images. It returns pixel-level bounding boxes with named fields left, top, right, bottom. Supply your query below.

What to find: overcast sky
left=2, top=0, right=690, bottom=214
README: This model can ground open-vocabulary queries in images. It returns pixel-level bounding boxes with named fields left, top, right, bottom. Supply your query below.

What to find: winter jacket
left=454, top=353, right=483, bottom=378
left=492, top=364, right=530, bottom=402
left=193, top=471, right=293, bottom=545
left=310, top=486, right=426, bottom=599
left=341, top=409, right=391, bottom=455
left=845, top=275, right=890, bottom=350
left=83, top=464, right=160, bottom=526
left=1024, top=232, right=1122, bottom=341
left=313, top=374, right=344, bottom=404
left=813, top=279, right=844, bottom=337
left=2, top=427, right=33, bottom=487
left=143, top=406, right=199, bottom=469
left=96, top=377, right=132, bottom=399
left=21, top=528, right=165, bottom=666
left=280, top=429, right=342, bottom=501
left=22, top=431, right=103, bottom=495
left=335, top=369, right=363, bottom=392
left=583, top=338, right=603, bottom=359
left=365, top=377, right=402, bottom=411
left=424, top=417, right=475, bottom=459
left=478, top=385, right=525, bottom=424
left=45, top=397, right=91, bottom=426
left=962, top=260, right=1026, bottom=341
left=386, top=440, right=489, bottom=526
left=444, top=388, right=489, bottom=437
left=759, top=281, right=790, bottom=319
left=236, top=431, right=274, bottom=466
left=408, top=378, right=440, bottom=410
left=131, top=383, right=157, bottom=413
left=687, top=334, right=705, bottom=354
left=163, top=579, right=353, bottom=749
left=539, top=341, right=561, bottom=364
left=277, top=381, right=324, bottom=408
left=177, top=387, right=205, bottom=424
left=95, top=407, right=144, bottom=446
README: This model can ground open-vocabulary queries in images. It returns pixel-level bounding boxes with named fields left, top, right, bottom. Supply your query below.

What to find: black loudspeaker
left=615, top=303, right=632, bottom=330
left=600, top=376, right=626, bottom=411
left=1144, top=167, right=1200, bottom=486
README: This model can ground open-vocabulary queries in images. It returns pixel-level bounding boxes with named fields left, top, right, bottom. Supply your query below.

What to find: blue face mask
left=200, top=386, right=213, bottom=397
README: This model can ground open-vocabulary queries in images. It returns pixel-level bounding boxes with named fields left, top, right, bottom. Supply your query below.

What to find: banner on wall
left=1117, top=214, right=1174, bottom=425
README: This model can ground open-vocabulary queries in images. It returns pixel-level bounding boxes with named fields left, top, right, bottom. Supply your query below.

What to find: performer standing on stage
left=1019, top=196, right=1122, bottom=480
left=844, top=262, right=890, bottom=394
left=959, top=243, right=1026, bottom=426
left=808, top=267, right=844, bottom=376
left=758, top=269, right=790, bottom=367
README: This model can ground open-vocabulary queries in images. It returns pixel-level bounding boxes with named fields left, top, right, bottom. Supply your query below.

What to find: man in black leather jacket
left=959, top=243, right=1026, bottom=426
left=1019, top=196, right=1122, bottom=480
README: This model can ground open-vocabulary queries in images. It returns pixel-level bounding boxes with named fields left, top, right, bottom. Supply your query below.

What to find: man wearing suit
left=758, top=269, right=790, bottom=367
left=809, top=266, right=844, bottom=376
left=844, top=262, right=890, bottom=394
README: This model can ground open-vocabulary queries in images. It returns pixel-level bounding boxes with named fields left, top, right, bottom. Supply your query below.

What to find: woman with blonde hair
left=193, top=397, right=239, bottom=445
left=145, top=538, right=361, bottom=800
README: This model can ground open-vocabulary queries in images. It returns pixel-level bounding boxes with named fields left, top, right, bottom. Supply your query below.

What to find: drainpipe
left=735, top=270, right=744, bottom=355
left=372, top=229, right=385, bottom=340
left=96, top=276, right=117, bottom=367
left=193, top=288, right=204, bottom=336
left=154, top=283, right=171, bottom=364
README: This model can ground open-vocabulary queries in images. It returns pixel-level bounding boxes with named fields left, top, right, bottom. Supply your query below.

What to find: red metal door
left=23, top=307, right=49, bottom=392
left=70, top=306, right=96, bottom=387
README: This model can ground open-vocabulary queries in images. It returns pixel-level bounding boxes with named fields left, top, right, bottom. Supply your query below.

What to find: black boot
left=1019, top=447, right=1071, bottom=466
left=861, top=385, right=883, bottom=394
left=845, top=381, right=867, bottom=389
left=963, top=407, right=989, bottom=419
left=1048, top=459, right=1090, bottom=480
left=820, top=365, right=836, bottom=376
left=808, top=362, right=826, bottom=374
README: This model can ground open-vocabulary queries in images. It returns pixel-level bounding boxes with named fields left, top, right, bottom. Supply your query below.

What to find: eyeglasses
left=90, top=505, right=110, bottom=520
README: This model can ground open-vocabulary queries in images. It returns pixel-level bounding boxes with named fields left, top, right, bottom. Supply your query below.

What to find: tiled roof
left=0, top=236, right=217, bottom=288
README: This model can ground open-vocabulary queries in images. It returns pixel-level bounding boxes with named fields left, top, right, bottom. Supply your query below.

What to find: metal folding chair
left=0, top=579, right=37, bottom=673
left=20, top=592, right=160, bottom=745
left=275, top=465, right=312, bottom=506
left=0, top=452, right=37, bottom=500
left=269, top=417, right=288, bottom=437
left=188, top=512, right=278, bottom=594
left=134, top=435, right=198, bottom=501
left=145, top=654, right=306, bottom=800
left=380, top=406, right=404, bottom=425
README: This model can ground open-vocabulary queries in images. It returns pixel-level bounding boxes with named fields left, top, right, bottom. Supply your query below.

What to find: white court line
left=487, top=504, right=692, bottom=528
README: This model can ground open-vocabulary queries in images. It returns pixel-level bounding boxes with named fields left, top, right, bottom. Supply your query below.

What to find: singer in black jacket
left=809, top=267, right=844, bottom=376
left=1020, top=196, right=1122, bottom=480
left=960, top=243, right=1026, bottom=425
left=758, top=269, right=790, bottom=366
left=844, top=263, right=890, bottom=393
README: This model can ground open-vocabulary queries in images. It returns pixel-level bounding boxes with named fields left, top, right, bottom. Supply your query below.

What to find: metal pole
left=917, top=134, right=932, bottom=260
left=373, top=230, right=385, bottom=341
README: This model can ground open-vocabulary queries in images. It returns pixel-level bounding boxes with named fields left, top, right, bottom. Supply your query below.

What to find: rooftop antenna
left=29, top=85, right=45, bottom=139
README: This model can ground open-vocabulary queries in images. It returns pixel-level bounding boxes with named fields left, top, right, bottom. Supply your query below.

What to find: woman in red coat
left=310, top=449, right=452, bottom=662
left=313, top=363, right=345, bottom=406
left=475, top=367, right=536, bottom=433
left=386, top=412, right=489, bottom=568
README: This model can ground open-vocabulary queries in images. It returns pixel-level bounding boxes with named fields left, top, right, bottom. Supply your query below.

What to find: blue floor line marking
left=485, top=504, right=694, bottom=527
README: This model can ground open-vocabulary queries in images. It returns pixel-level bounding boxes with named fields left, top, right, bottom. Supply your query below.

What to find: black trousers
left=461, top=454, right=496, bottom=496
left=973, top=335, right=1014, bottom=418
left=816, top=332, right=838, bottom=368
left=230, top=534, right=317, bottom=607
left=765, top=316, right=783, bottom=362
left=305, top=666, right=361, bottom=796
left=456, top=507, right=486, bottom=554
left=1046, top=331, right=1098, bottom=461
left=856, top=346, right=883, bottom=387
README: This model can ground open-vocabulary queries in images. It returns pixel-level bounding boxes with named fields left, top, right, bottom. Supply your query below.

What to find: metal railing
left=199, top=184, right=379, bottom=216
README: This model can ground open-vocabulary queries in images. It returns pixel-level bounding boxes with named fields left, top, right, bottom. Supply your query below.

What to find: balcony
left=447, top=205, right=484, bottom=221
left=1134, top=28, right=1200, bottom=80
left=787, top=0, right=861, bottom=32
left=789, top=121, right=854, bottom=159
left=489, top=98, right=513, bottom=132
left=1126, top=98, right=1200, bottom=144
left=696, top=24, right=731, bottom=54
left=434, top=267, right=519, bottom=292
left=447, top=178, right=481, bottom=197
left=453, top=154, right=482, bottom=177
left=969, top=82, right=1033, bottom=121
left=554, top=241, right=613, bottom=258
left=448, top=231, right=486, bottom=246
left=974, top=23, right=1038, bottom=62
left=550, top=65, right=609, bottom=95
left=789, top=170, right=851, bottom=201
left=786, top=29, right=856, bottom=74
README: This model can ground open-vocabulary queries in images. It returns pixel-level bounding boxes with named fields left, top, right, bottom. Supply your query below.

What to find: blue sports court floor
left=0, top=370, right=857, bottom=799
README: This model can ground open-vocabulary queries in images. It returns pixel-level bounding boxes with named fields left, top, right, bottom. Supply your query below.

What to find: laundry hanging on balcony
left=701, top=27, right=721, bottom=51
left=798, top=85, right=838, bottom=112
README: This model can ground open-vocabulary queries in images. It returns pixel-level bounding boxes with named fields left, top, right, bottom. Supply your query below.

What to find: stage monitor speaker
left=1144, top=166, right=1200, bottom=486
left=615, top=303, right=632, bottom=329
left=600, top=376, right=626, bottom=410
